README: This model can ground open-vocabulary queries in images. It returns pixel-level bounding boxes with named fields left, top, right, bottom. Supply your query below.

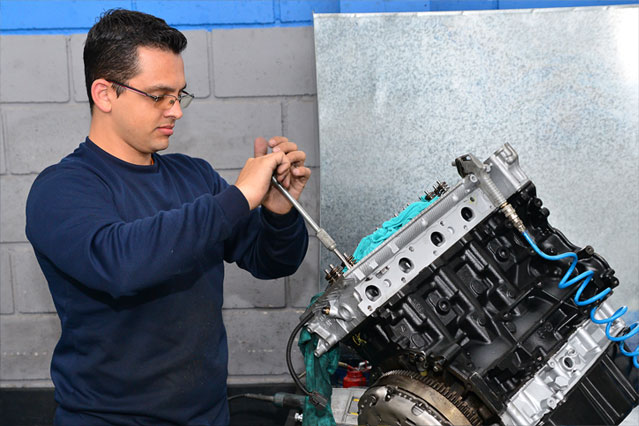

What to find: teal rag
left=299, top=294, right=340, bottom=426
left=351, top=196, right=438, bottom=263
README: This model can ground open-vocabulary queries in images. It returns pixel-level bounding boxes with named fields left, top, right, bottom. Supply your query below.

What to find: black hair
left=84, top=9, right=187, bottom=112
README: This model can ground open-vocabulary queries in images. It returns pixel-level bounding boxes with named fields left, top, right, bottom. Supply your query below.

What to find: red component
left=343, top=366, right=367, bottom=388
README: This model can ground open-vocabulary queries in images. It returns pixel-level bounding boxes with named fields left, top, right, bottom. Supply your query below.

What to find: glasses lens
left=179, top=94, right=194, bottom=109
left=155, top=94, right=194, bottom=110
left=157, top=96, right=176, bottom=110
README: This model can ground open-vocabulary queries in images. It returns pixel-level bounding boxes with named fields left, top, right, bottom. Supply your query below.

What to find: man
left=25, top=9, right=310, bottom=425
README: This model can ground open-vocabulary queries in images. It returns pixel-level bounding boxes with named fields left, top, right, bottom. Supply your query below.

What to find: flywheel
left=357, top=370, right=482, bottom=426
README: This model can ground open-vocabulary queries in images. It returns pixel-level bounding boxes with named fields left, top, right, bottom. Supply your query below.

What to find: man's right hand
left=235, top=148, right=290, bottom=210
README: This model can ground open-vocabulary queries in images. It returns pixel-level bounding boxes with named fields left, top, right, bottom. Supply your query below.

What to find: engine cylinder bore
left=461, top=207, right=474, bottom=221
left=398, top=257, right=413, bottom=273
left=430, top=231, right=445, bottom=247
left=366, top=285, right=381, bottom=301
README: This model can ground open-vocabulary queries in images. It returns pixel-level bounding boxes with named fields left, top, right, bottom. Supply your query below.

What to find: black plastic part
left=273, top=392, right=306, bottom=409
left=309, top=390, right=328, bottom=409
left=541, top=343, right=639, bottom=425
left=286, top=311, right=315, bottom=400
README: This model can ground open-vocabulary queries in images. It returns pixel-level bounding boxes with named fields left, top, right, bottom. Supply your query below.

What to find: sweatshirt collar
left=84, top=137, right=160, bottom=173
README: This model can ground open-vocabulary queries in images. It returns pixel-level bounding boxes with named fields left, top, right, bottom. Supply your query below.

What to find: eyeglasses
left=108, top=80, right=194, bottom=110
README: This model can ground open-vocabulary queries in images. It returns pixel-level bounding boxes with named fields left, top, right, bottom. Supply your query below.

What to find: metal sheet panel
left=314, top=6, right=638, bottom=311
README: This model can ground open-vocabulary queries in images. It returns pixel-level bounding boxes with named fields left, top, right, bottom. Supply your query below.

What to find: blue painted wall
left=0, top=0, right=637, bottom=34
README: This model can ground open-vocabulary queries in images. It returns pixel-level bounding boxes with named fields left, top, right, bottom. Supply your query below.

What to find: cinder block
left=430, top=0, right=496, bottom=10
left=211, top=27, right=316, bottom=97
left=0, top=1, right=130, bottom=31
left=182, top=31, right=211, bottom=99
left=0, top=35, right=69, bottom=103
left=4, top=105, right=91, bottom=174
left=338, top=0, right=381, bottom=12
left=0, top=175, right=35, bottom=243
left=297, top=166, right=319, bottom=223
left=283, top=99, right=319, bottom=167
left=1, top=246, right=14, bottom=314
left=69, top=33, right=89, bottom=103
left=166, top=100, right=281, bottom=169
left=288, top=237, right=321, bottom=308
left=0, top=314, right=60, bottom=380
left=280, top=0, right=340, bottom=23
left=12, top=246, right=55, bottom=314
left=217, top=169, right=241, bottom=188
left=224, top=309, right=305, bottom=375
left=0, top=109, right=6, bottom=174
left=280, top=1, right=340, bottom=23
left=341, top=0, right=433, bottom=12
left=496, top=0, right=575, bottom=9
left=223, top=263, right=286, bottom=309
left=136, top=1, right=275, bottom=25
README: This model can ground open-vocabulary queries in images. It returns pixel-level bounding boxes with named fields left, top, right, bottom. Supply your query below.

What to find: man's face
left=110, top=46, right=186, bottom=156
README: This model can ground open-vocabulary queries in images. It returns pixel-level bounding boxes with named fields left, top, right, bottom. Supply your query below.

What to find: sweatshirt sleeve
left=194, top=159, right=309, bottom=280
left=223, top=205, right=309, bottom=279
left=25, top=165, right=250, bottom=299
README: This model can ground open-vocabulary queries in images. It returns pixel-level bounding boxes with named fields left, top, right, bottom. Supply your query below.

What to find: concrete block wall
left=3, top=0, right=636, bottom=391
left=0, top=27, right=321, bottom=387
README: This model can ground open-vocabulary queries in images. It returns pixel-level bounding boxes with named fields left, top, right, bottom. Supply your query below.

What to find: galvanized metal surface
left=314, top=6, right=639, bottom=312
left=501, top=301, right=625, bottom=425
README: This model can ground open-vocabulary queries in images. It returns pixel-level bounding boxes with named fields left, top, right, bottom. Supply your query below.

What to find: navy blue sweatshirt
left=25, top=138, right=308, bottom=425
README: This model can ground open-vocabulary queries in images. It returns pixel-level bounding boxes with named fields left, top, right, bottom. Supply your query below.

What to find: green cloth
left=299, top=294, right=340, bottom=426
left=351, top=196, right=438, bottom=264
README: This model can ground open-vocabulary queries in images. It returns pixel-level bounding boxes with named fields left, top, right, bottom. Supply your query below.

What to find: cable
left=286, top=310, right=328, bottom=409
left=228, top=393, right=273, bottom=403
left=227, top=392, right=306, bottom=409
left=286, top=314, right=312, bottom=395
left=522, top=230, right=639, bottom=368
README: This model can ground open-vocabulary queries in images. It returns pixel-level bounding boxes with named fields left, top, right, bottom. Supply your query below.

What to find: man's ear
left=91, top=79, right=114, bottom=113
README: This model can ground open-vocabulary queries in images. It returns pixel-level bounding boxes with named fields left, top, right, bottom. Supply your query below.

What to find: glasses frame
left=108, top=80, right=194, bottom=109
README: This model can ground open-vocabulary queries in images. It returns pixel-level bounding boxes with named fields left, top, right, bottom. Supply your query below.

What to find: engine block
left=303, top=144, right=638, bottom=425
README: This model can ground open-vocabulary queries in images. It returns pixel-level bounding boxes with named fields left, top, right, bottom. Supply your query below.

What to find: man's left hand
left=255, top=136, right=311, bottom=215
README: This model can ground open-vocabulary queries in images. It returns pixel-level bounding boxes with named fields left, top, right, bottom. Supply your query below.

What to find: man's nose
left=166, top=100, right=183, bottom=120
